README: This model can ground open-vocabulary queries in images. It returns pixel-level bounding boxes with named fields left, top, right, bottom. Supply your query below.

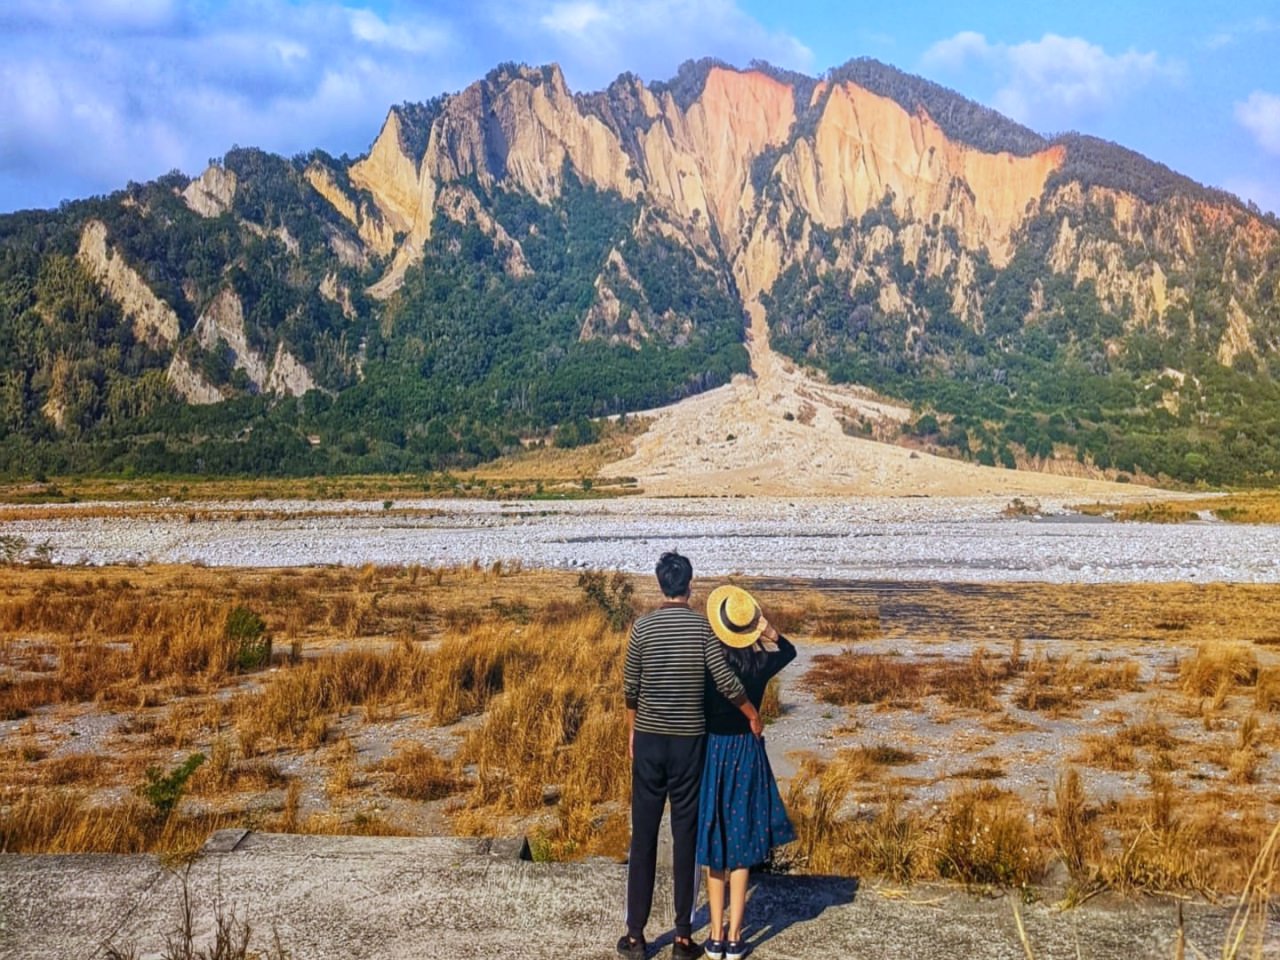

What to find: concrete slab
left=0, top=833, right=1274, bottom=960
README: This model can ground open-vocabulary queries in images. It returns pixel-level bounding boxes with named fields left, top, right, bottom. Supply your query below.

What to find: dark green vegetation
left=762, top=200, right=1280, bottom=485
left=0, top=56, right=1277, bottom=484
left=0, top=152, right=744, bottom=477
left=345, top=177, right=745, bottom=468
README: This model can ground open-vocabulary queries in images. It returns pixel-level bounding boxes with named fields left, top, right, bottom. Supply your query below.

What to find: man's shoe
left=672, top=937, right=704, bottom=960
left=724, top=939, right=748, bottom=960
left=616, top=933, right=646, bottom=959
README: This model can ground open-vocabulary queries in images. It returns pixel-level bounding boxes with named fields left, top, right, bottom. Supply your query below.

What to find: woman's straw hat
left=706, top=585, right=765, bottom=648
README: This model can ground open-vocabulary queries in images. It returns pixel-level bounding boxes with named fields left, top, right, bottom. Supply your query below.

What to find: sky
left=0, top=0, right=1277, bottom=215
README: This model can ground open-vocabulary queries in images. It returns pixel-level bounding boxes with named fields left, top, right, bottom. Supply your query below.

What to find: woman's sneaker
left=725, top=939, right=748, bottom=960
left=704, top=934, right=726, bottom=960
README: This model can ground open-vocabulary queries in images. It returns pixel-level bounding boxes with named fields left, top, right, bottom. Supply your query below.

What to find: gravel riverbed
left=4, top=495, right=1279, bottom=583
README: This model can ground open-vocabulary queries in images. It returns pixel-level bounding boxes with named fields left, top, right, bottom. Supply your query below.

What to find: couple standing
left=618, top=551, right=796, bottom=960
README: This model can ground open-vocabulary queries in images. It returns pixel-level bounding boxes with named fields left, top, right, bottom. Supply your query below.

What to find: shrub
left=141, top=753, right=206, bottom=820
left=936, top=785, right=1043, bottom=887
left=225, top=605, right=271, bottom=671
left=577, top=570, right=634, bottom=631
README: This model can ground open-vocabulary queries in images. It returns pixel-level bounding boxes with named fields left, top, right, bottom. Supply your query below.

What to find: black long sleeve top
left=704, top=635, right=797, bottom=735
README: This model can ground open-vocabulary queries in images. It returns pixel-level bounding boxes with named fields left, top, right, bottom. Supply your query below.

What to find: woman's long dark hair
left=723, top=641, right=769, bottom=679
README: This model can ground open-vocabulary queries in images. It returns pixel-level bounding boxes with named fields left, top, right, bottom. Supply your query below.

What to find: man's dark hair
left=655, top=551, right=693, bottom=598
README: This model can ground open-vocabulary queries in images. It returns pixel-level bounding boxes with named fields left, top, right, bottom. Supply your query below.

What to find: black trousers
left=626, top=731, right=706, bottom=940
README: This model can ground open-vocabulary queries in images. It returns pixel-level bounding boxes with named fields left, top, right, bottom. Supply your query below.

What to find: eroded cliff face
left=775, top=83, right=1062, bottom=266
left=185, top=288, right=321, bottom=399
left=322, top=64, right=1066, bottom=311
left=182, top=165, right=238, bottom=218
left=1042, top=184, right=1277, bottom=362
left=266, top=343, right=318, bottom=397
left=306, top=163, right=397, bottom=257
left=308, top=59, right=1278, bottom=380
left=167, top=353, right=223, bottom=405
left=193, top=288, right=269, bottom=387
left=642, top=68, right=795, bottom=252
left=77, top=220, right=180, bottom=348
left=349, top=111, right=429, bottom=242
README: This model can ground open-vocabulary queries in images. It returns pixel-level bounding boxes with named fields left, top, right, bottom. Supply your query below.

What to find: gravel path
left=4, top=495, right=1279, bottom=583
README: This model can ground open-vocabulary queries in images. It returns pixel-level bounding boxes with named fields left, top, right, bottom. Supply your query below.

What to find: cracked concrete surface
left=1, top=831, right=1271, bottom=960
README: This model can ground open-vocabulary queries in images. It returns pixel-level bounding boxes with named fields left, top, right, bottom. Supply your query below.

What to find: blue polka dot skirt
left=696, top=732, right=796, bottom=870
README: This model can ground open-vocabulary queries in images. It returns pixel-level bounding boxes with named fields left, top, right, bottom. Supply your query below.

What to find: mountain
left=0, top=57, right=1277, bottom=484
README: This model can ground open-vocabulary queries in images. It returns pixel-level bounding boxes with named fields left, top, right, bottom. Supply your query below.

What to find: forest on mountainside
left=0, top=163, right=747, bottom=478
left=763, top=198, right=1280, bottom=484
left=0, top=56, right=1278, bottom=485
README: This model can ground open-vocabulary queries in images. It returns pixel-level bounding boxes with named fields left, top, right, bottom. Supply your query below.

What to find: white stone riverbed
left=3, top=495, right=1279, bottom=582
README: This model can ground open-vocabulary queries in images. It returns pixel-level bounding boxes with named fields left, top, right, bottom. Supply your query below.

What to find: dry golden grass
left=854, top=792, right=921, bottom=884
left=3, top=563, right=1280, bottom=898
left=804, top=645, right=1020, bottom=712
left=886, top=581, right=1280, bottom=647
left=0, top=789, right=233, bottom=857
left=807, top=607, right=881, bottom=644
left=457, top=609, right=627, bottom=812
left=804, top=652, right=927, bottom=706
left=1222, top=820, right=1280, bottom=959
left=289, top=811, right=413, bottom=837
left=1075, top=718, right=1180, bottom=771
left=830, top=744, right=919, bottom=783
left=1052, top=768, right=1101, bottom=897
left=0, top=563, right=614, bottom=858
left=783, top=760, right=1043, bottom=888
left=785, top=757, right=1276, bottom=898
left=1075, top=490, right=1280, bottom=524
left=377, top=742, right=462, bottom=802
left=469, top=417, right=648, bottom=486
left=1180, top=643, right=1259, bottom=696
left=525, top=793, right=632, bottom=862
left=936, top=785, right=1044, bottom=887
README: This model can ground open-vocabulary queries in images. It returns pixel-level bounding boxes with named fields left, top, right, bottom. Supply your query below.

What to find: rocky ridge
left=7, top=56, right=1280, bottom=486
left=310, top=60, right=1274, bottom=373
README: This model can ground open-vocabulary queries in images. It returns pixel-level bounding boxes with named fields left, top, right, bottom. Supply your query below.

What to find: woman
left=698, top=585, right=797, bottom=960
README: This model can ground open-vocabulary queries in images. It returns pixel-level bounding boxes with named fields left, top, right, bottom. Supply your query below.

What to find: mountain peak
left=0, top=54, right=1277, bottom=487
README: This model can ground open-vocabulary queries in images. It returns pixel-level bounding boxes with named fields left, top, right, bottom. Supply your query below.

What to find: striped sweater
left=623, top=603, right=747, bottom=736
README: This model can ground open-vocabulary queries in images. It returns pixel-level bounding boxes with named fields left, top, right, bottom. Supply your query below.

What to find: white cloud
left=0, top=0, right=811, bottom=211
left=488, top=0, right=813, bottom=90
left=922, top=31, right=1179, bottom=130
left=921, top=31, right=988, bottom=69
left=1235, top=91, right=1280, bottom=156
left=347, top=8, right=451, bottom=55
left=1206, top=16, right=1276, bottom=50
left=0, top=1, right=473, bottom=210
left=0, top=0, right=179, bottom=32
left=539, top=2, right=609, bottom=36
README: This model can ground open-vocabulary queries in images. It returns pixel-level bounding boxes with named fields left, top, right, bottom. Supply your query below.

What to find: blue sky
left=1, top=0, right=1276, bottom=215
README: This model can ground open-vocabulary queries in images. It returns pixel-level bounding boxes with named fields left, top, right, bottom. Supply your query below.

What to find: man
left=618, top=552, right=763, bottom=960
